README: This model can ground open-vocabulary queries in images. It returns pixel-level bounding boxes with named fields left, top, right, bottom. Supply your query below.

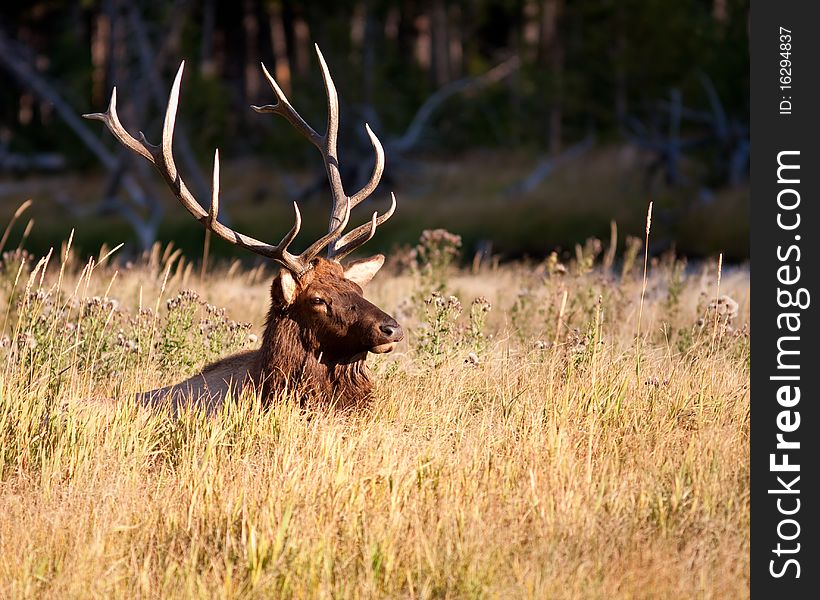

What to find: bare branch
left=391, top=55, right=521, bottom=154
left=0, top=28, right=163, bottom=248
left=506, top=135, right=595, bottom=197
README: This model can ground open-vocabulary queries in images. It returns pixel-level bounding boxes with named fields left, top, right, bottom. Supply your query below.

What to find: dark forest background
left=0, top=0, right=750, bottom=262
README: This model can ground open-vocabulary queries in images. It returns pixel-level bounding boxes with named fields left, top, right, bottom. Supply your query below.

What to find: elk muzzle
left=370, top=318, right=403, bottom=354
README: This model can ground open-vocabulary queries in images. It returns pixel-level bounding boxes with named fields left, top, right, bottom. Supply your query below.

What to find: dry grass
left=0, top=231, right=749, bottom=598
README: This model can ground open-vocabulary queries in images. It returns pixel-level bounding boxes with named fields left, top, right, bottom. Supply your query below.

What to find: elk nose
left=380, top=320, right=403, bottom=341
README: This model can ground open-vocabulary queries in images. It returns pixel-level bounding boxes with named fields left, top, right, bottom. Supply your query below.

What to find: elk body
left=84, top=46, right=403, bottom=412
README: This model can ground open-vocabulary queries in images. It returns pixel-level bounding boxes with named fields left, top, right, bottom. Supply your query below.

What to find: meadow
left=0, top=206, right=750, bottom=598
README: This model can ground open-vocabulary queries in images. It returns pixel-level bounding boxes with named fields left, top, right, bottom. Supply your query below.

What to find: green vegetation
left=7, top=146, right=750, bottom=262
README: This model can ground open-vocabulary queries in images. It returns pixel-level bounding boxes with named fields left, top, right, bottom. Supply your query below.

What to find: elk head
left=84, top=45, right=403, bottom=371
left=272, top=256, right=403, bottom=364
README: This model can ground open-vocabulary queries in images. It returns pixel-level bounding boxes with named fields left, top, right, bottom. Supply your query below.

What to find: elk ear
left=343, top=254, right=385, bottom=287
left=278, top=269, right=298, bottom=306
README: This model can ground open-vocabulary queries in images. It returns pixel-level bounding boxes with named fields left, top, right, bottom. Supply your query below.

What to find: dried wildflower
left=1, top=248, right=30, bottom=265
left=426, top=291, right=446, bottom=309
left=543, top=252, right=558, bottom=275
left=20, top=332, right=37, bottom=350
left=393, top=245, right=419, bottom=273
left=708, top=295, right=739, bottom=320
left=465, top=352, right=480, bottom=366
left=447, top=295, right=462, bottom=312
left=167, top=289, right=200, bottom=311
left=418, top=228, right=462, bottom=251
left=472, top=296, right=492, bottom=313
left=644, top=376, right=670, bottom=388
left=565, top=327, right=590, bottom=359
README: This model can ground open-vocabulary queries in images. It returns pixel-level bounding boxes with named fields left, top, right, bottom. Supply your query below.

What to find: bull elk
left=83, top=46, right=403, bottom=412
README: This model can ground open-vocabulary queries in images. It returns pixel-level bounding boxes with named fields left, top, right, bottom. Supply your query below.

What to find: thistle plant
left=411, top=229, right=462, bottom=298
left=414, top=292, right=493, bottom=368
left=159, top=290, right=252, bottom=376
left=415, top=292, right=463, bottom=367
left=467, top=296, right=492, bottom=352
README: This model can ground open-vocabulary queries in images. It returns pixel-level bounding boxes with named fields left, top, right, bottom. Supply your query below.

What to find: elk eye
left=311, top=296, right=326, bottom=306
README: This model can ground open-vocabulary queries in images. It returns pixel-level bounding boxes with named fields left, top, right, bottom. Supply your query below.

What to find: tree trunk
left=384, top=5, right=400, bottom=41
left=243, top=0, right=260, bottom=101
left=90, top=5, right=111, bottom=107
left=522, top=0, right=540, bottom=61
left=200, top=0, right=217, bottom=76
left=292, top=12, right=311, bottom=76
left=541, top=0, right=564, bottom=154
left=267, top=1, right=292, bottom=96
left=613, top=0, right=627, bottom=123
left=448, top=5, right=463, bottom=79
left=414, top=12, right=431, bottom=73
left=713, top=0, right=728, bottom=24
left=431, top=0, right=450, bottom=86
left=361, top=4, right=378, bottom=109
left=125, top=3, right=212, bottom=205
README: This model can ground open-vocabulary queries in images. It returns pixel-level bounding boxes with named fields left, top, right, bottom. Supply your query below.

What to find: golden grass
left=0, top=239, right=749, bottom=599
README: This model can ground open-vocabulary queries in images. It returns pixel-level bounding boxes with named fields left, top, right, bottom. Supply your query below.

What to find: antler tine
left=84, top=61, right=309, bottom=275
left=329, top=192, right=397, bottom=261
left=256, top=47, right=396, bottom=266
left=254, top=46, right=351, bottom=240
left=252, top=63, right=323, bottom=148
left=159, top=62, right=184, bottom=182
left=348, top=123, right=385, bottom=209
left=327, top=122, right=389, bottom=260
left=83, top=87, right=153, bottom=163
left=314, top=44, right=340, bottom=159
left=312, top=44, right=349, bottom=238
left=337, top=212, right=378, bottom=261
left=297, top=196, right=351, bottom=264
left=253, top=47, right=342, bottom=177
left=209, top=149, right=220, bottom=227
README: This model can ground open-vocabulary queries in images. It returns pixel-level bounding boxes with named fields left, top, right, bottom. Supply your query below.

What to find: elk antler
left=82, top=49, right=390, bottom=275
left=253, top=45, right=396, bottom=262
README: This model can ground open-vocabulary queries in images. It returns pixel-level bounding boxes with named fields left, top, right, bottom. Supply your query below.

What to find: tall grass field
left=0, top=210, right=749, bottom=598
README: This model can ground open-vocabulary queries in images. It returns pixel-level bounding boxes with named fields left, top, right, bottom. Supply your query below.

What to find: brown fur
left=138, top=258, right=402, bottom=413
